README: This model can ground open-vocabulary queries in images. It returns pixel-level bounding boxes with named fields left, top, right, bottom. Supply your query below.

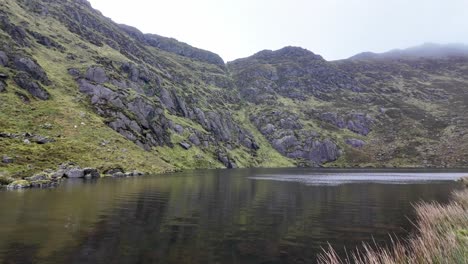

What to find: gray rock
left=112, top=172, right=126, bottom=178
left=320, top=112, right=346, bottom=128
left=309, top=139, right=340, bottom=164
left=2, top=156, right=14, bottom=164
left=68, top=68, right=81, bottom=77
left=104, top=168, right=124, bottom=175
left=13, top=72, right=50, bottom=100
left=25, top=173, right=49, bottom=181
left=346, top=113, right=373, bottom=136
left=83, top=168, right=100, bottom=178
left=345, top=138, right=366, bottom=148
left=173, top=124, right=184, bottom=134
left=0, top=81, right=6, bottom=93
left=33, top=135, right=55, bottom=144
left=0, top=51, right=8, bottom=66
left=217, top=153, right=237, bottom=169
left=261, top=124, right=276, bottom=135
left=13, top=56, right=50, bottom=84
left=132, top=170, right=144, bottom=176
left=179, top=142, right=191, bottom=150
left=85, top=66, right=108, bottom=84
left=64, top=168, right=85, bottom=178
left=159, top=88, right=175, bottom=110
left=188, top=133, right=201, bottom=146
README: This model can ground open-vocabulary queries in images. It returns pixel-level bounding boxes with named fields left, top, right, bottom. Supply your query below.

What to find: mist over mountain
left=1, top=0, right=467, bottom=180
left=350, top=43, right=468, bottom=60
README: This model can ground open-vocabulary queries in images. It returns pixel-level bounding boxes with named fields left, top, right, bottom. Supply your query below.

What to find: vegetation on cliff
left=0, top=0, right=467, bottom=180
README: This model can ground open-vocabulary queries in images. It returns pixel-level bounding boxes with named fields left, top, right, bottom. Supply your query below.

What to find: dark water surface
left=0, top=168, right=465, bottom=264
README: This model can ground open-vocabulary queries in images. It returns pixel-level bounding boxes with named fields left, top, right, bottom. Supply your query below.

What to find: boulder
left=179, top=141, right=191, bottom=150
left=32, top=135, right=55, bottom=144
left=14, top=72, right=50, bottom=100
left=68, top=68, right=81, bottom=77
left=83, top=168, right=100, bottom=178
left=112, top=172, right=126, bottom=178
left=104, top=168, right=124, bottom=175
left=217, top=153, right=237, bottom=169
left=0, top=81, right=5, bottom=93
left=64, top=168, right=85, bottom=178
left=13, top=56, right=50, bottom=84
left=188, top=133, right=201, bottom=146
left=85, top=66, right=108, bottom=84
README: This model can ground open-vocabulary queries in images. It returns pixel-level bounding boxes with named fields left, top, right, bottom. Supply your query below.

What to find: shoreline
left=1, top=165, right=467, bottom=190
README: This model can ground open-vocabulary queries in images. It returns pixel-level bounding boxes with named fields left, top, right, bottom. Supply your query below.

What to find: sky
left=87, top=0, right=468, bottom=62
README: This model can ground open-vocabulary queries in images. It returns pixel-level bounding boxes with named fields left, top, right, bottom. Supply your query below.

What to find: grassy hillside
left=0, top=0, right=467, bottom=180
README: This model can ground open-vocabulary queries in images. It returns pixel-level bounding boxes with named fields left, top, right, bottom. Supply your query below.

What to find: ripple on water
left=249, top=172, right=466, bottom=186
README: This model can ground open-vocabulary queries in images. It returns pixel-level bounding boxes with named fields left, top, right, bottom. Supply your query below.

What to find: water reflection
left=0, top=168, right=463, bottom=264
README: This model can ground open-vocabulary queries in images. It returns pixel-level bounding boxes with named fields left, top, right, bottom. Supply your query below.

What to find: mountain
left=350, top=43, right=468, bottom=60
left=0, top=0, right=467, bottom=179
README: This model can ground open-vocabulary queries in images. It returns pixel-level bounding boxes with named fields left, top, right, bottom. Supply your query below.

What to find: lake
left=0, top=168, right=465, bottom=264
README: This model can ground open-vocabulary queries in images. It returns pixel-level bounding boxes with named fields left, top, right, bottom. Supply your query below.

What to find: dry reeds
left=318, top=189, right=468, bottom=264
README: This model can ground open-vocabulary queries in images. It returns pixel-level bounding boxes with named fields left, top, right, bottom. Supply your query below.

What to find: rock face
left=228, top=46, right=364, bottom=102
left=0, top=0, right=467, bottom=172
left=85, top=66, right=108, bottom=84
left=319, top=112, right=374, bottom=136
left=13, top=72, right=50, bottom=100
left=12, top=56, right=50, bottom=84
left=119, top=25, right=225, bottom=67
left=251, top=111, right=340, bottom=166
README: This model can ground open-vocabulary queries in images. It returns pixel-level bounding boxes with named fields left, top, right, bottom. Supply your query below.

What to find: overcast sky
left=88, top=0, right=468, bottom=62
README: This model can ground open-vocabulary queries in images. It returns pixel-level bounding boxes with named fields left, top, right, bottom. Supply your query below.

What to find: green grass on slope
left=0, top=62, right=173, bottom=178
left=233, top=109, right=294, bottom=168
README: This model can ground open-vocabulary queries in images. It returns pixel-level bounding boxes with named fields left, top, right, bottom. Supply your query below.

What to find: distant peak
left=350, top=43, right=468, bottom=60
left=251, top=46, right=323, bottom=60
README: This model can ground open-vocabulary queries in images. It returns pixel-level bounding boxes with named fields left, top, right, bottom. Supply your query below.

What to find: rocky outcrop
left=13, top=72, right=50, bottom=100
left=252, top=111, right=340, bottom=166
left=85, top=66, right=108, bottom=84
left=319, top=112, right=374, bottom=136
left=12, top=56, right=50, bottom=85
left=0, top=132, right=55, bottom=144
left=228, top=46, right=364, bottom=102
left=119, top=24, right=225, bottom=67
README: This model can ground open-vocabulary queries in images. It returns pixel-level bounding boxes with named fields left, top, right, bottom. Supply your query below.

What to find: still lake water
left=0, top=168, right=465, bottom=264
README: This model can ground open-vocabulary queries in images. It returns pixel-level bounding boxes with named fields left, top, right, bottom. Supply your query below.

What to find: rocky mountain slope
left=1, top=0, right=467, bottom=179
